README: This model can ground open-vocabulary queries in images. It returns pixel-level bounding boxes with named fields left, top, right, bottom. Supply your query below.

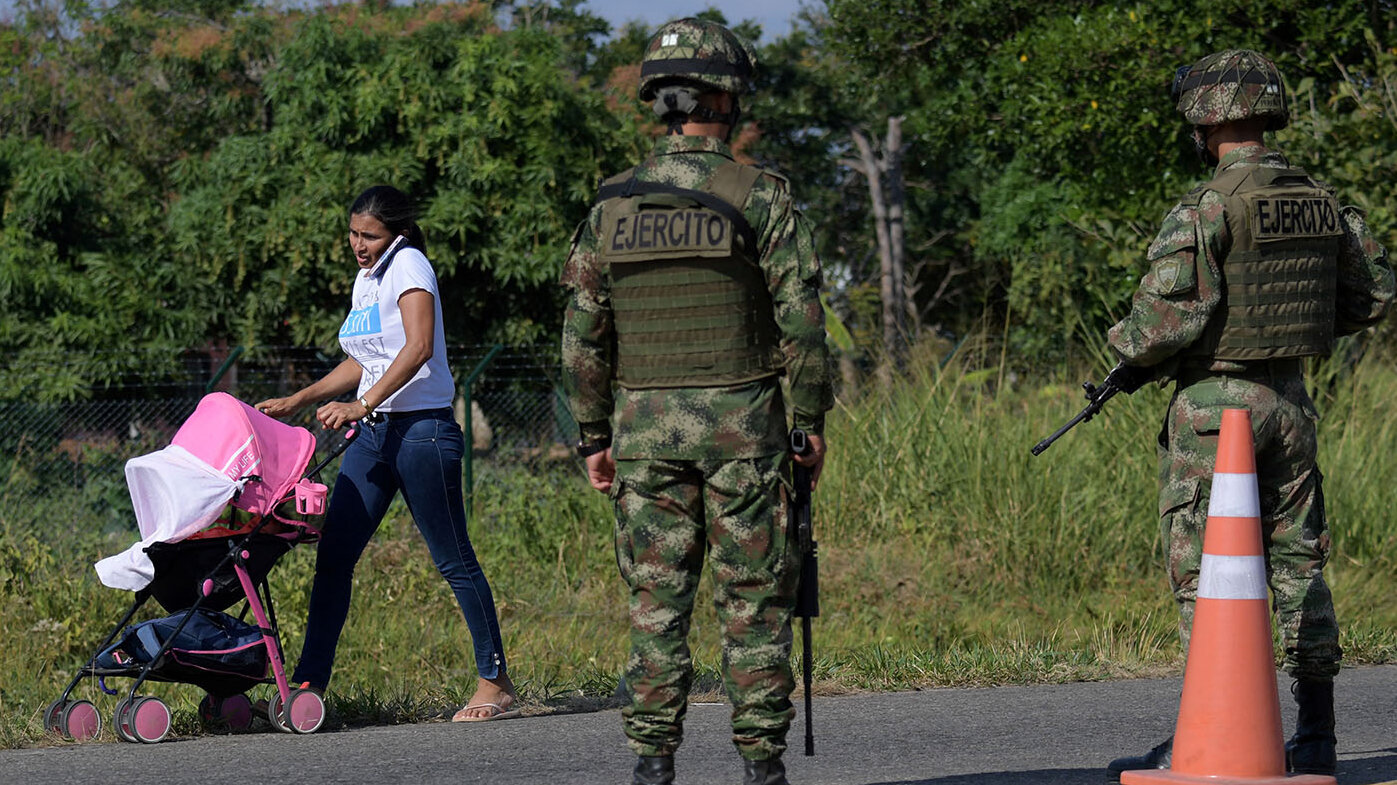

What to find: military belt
left=1176, top=358, right=1305, bottom=388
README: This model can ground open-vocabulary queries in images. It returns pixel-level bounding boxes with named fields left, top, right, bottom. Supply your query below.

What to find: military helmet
left=638, top=17, right=756, bottom=101
left=1172, top=49, right=1289, bottom=131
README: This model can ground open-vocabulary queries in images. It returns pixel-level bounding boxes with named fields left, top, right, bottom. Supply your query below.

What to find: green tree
left=0, top=1, right=644, bottom=398
left=823, top=0, right=1397, bottom=364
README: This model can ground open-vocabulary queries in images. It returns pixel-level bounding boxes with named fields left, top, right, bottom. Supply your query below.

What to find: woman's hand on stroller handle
left=316, top=400, right=369, bottom=431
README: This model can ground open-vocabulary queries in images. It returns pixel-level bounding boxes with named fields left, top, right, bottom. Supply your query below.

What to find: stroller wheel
left=124, top=697, right=171, bottom=744
left=196, top=694, right=218, bottom=728
left=113, top=699, right=136, bottom=742
left=285, top=688, right=325, bottom=734
left=266, top=691, right=292, bottom=733
left=268, top=689, right=324, bottom=734
left=59, top=700, right=101, bottom=741
left=222, top=693, right=254, bottom=730
left=200, top=693, right=253, bottom=732
left=43, top=699, right=66, bottom=735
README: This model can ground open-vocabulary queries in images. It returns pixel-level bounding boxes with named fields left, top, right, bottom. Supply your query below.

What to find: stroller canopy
left=95, top=393, right=317, bottom=592
left=171, top=392, right=317, bottom=518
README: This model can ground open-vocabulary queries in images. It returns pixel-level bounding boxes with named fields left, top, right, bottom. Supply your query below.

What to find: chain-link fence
left=0, top=345, right=574, bottom=545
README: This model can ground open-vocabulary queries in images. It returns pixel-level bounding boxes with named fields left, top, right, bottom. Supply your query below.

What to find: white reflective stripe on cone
left=1198, top=554, right=1269, bottom=600
left=1207, top=472, right=1260, bottom=518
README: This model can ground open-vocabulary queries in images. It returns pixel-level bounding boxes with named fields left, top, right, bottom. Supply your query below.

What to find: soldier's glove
left=1103, top=362, right=1154, bottom=395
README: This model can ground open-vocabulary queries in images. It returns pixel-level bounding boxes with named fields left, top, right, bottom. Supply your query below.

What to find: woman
left=257, top=185, right=518, bottom=722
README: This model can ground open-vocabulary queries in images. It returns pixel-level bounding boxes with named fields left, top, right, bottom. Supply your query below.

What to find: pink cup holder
left=294, top=479, right=328, bottom=516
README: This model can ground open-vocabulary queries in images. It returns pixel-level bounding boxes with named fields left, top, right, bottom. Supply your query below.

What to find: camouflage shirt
left=1109, top=144, right=1394, bottom=370
left=560, top=134, right=834, bottom=460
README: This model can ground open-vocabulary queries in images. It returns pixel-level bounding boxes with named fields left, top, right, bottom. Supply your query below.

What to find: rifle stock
left=789, top=428, right=817, bottom=757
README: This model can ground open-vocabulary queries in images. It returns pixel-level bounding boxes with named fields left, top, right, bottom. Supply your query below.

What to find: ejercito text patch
left=608, top=210, right=731, bottom=253
left=1252, top=197, right=1339, bottom=238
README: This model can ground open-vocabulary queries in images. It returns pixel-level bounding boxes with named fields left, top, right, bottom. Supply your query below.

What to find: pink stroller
left=46, top=393, right=352, bottom=743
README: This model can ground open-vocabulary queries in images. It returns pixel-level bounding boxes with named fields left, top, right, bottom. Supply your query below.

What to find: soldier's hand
left=793, top=434, right=826, bottom=492
left=1104, top=362, right=1154, bottom=395
left=585, top=448, right=616, bottom=493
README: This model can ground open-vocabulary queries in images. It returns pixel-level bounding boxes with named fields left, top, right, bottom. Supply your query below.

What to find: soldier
left=559, top=17, right=834, bottom=785
left=1103, top=50, right=1394, bottom=781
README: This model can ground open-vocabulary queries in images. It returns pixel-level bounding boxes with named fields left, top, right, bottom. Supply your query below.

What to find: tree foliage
left=821, top=0, right=1397, bottom=362
left=4, top=0, right=1397, bottom=399
left=0, top=0, right=643, bottom=398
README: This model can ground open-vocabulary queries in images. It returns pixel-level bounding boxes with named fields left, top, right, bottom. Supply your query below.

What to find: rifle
left=789, top=428, right=818, bottom=757
left=1030, top=362, right=1149, bottom=456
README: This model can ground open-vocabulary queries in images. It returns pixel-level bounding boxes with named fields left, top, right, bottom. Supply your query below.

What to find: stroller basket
left=91, top=608, right=269, bottom=698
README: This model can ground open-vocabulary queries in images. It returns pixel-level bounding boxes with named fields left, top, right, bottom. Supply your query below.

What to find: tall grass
left=5, top=343, right=1397, bottom=747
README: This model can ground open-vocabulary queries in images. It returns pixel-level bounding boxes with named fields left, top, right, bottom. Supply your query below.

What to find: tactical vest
left=1185, top=165, right=1342, bottom=361
left=594, top=160, right=782, bottom=389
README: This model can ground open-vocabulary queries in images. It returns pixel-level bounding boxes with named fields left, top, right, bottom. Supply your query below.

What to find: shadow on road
left=863, top=752, right=1397, bottom=785
left=865, top=769, right=1098, bottom=784
left=1337, top=748, right=1397, bottom=784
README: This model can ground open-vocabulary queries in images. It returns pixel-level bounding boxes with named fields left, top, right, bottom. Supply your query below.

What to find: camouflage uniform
left=560, top=131, right=833, bottom=760
left=1108, top=145, right=1394, bottom=678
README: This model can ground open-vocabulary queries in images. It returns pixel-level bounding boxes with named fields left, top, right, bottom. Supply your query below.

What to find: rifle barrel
left=1030, top=382, right=1119, bottom=456
left=1031, top=409, right=1089, bottom=455
left=789, top=428, right=817, bottom=756
left=802, top=616, right=814, bottom=756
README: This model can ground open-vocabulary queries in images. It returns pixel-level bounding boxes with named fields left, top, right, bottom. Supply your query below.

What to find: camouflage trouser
left=612, top=453, right=798, bottom=760
left=1158, top=371, right=1340, bottom=679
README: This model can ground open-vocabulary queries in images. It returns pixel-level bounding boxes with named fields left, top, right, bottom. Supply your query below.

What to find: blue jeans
left=292, top=408, right=506, bottom=688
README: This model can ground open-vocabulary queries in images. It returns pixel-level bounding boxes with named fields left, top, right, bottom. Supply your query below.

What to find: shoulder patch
left=1147, top=258, right=1193, bottom=296
left=1142, top=204, right=1199, bottom=297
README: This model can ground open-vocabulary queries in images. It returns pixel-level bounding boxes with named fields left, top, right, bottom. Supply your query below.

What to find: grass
left=5, top=340, right=1397, bottom=747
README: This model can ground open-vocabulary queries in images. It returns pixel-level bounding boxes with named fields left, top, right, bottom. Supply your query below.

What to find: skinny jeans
left=292, top=408, right=506, bottom=688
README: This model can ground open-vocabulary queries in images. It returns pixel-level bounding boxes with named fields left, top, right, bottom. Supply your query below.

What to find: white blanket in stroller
left=95, top=445, right=249, bottom=591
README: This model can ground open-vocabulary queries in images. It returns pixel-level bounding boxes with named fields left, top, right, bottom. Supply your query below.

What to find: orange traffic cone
left=1124, top=409, right=1335, bottom=785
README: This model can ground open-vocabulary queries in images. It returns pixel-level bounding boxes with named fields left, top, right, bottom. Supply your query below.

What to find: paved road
left=4, top=665, right=1397, bottom=784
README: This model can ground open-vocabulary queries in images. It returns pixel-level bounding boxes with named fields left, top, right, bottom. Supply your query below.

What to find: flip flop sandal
left=452, top=702, right=521, bottom=722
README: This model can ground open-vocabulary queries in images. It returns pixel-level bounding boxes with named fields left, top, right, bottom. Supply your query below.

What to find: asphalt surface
left=4, top=665, right=1397, bottom=785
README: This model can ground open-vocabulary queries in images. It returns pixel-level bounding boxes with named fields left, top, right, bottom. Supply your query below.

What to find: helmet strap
left=652, top=85, right=741, bottom=138
left=723, top=98, right=742, bottom=143
left=1191, top=125, right=1219, bottom=166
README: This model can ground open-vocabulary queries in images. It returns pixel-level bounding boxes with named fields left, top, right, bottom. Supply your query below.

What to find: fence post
left=205, top=345, right=245, bottom=395
left=462, top=344, right=504, bottom=520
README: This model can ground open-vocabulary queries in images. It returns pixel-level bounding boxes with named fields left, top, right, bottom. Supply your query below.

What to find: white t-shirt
left=338, top=244, right=454, bottom=412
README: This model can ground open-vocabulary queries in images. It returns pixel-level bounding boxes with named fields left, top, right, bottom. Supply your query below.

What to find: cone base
left=1122, top=770, right=1336, bottom=785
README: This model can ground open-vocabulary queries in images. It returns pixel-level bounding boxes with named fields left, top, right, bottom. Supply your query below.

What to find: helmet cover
left=1173, top=49, right=1289, bottom=131
left=638, top=18, right=756, bottom=101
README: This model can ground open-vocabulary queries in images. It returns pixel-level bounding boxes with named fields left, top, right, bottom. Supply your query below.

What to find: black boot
left=743, top=756, right=789, bottom=785
left=633, top=755, right=675, bottom=785
left=1106, top=736, right=1172, bottom=782
left=1286, top=678, right=1337, bottom=775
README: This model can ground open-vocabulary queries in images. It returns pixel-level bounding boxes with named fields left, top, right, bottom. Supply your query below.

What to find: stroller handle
left=303, top=422, right=361, bottom=479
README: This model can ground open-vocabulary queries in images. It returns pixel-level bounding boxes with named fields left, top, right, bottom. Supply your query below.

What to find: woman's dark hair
left=350, top=185, right=427, bottom=252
